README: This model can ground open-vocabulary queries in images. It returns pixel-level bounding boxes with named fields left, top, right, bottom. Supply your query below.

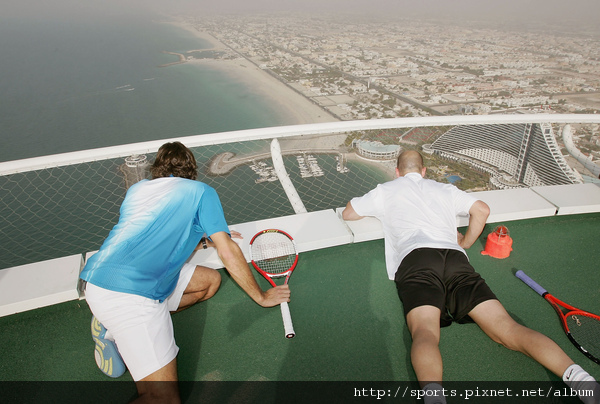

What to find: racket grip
left=515, top=270, right=548, bottom=296
left=280, top=302, right=295, bottom=339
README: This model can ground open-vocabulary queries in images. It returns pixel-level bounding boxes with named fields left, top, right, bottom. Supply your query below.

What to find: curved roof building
left=354, top=139, right=401, bottom=160
left=427, top=122, right=582, bottom=189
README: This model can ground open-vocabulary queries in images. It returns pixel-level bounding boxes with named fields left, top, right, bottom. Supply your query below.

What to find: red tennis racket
left=516, top=270, right=600, bottom=364
left=249, top=229, right=298, bottom=339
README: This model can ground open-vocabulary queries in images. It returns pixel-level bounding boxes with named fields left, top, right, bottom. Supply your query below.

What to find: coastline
left=168, top=21, right=339, bottom=126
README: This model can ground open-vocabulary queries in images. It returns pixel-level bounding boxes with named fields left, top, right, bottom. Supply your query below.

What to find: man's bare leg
left=130, top=266, right=221, bottom=402
left=406, top=305, right=443, bottom=385
left=133, top=358, right=179, bottom=404
left=469, top=299, right=574, bottom=377
left=175, top=266, right=221, bottom=313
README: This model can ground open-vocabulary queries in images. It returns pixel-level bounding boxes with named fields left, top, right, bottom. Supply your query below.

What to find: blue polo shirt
left=80, top=177, right=229, bottom=301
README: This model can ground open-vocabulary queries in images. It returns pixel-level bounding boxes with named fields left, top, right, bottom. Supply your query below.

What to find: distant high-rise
left=424, top=123, right=582, bottom=189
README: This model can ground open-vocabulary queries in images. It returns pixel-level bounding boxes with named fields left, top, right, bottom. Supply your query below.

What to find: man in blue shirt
left=81, top=142, right=290, bottom=402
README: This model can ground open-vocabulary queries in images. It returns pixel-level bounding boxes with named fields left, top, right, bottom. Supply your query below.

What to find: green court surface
left=0, top=213, right=598, bottom=403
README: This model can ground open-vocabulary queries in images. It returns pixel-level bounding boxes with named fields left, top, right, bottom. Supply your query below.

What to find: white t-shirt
left=350, top=172, right=477, bottom=280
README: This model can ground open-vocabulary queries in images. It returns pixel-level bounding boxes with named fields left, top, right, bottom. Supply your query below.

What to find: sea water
left=0, top=12, right=390, bottom=269
left=0, top=14, right=289, bottom=162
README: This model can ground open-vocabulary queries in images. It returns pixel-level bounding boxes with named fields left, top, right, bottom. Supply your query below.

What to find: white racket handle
left=280, top=302, right=295, bottom=338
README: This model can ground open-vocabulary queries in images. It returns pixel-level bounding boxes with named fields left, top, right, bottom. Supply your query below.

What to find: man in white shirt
left=343, top=150, right=597, bottom=404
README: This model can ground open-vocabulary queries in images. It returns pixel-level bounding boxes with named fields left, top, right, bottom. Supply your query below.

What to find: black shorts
left=394, top=248, right=497, bottom=327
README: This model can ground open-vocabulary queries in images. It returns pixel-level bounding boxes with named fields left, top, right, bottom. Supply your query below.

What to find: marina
left=296, top=153, right=324, bottom=178
left=250, top=160, right=278, bottom=183
left=209, top=149, right=351, bottom=182
left=336, top=154, right=350, bottom=173
left=249, top=152, right=349, bottom=183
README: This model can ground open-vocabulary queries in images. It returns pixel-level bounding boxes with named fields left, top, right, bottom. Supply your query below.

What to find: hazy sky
left=5, top=0, right=600, bottom=25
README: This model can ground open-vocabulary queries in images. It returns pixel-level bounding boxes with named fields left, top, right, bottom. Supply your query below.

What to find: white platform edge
left=336, top=187, right=561, bottom=241
left=0, top=254, right=83, bottom=317
left=186, top=209, right=354, bottom=269
left=1, top=184, right=598, bottom=318
left=531, top=183, right=600, bottom=215
left=464, top=188, right=559, bottom=226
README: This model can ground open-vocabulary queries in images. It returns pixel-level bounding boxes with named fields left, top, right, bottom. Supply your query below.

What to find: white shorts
left=84, top=263, right=196, bottom=381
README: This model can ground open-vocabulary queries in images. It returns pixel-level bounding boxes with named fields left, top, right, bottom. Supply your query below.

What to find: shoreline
left=167, top=21, right=339, bottom=126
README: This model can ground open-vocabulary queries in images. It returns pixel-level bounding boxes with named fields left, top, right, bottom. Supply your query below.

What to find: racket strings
left=251, top=233, right=297, bottom=275
left=566, top=314, right=600, bottom=360
left=254, top=254, right=296, bottom=275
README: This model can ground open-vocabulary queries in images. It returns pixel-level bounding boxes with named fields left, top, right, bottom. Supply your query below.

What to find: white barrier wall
left=1, top=184, right=598, bottom=318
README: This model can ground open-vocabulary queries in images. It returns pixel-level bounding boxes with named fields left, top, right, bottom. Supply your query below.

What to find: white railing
left=2, top=114, right=600, bottom=176
left=1, top=115, right=600, bottom=317
left=2, top=114, right=600, bottom=269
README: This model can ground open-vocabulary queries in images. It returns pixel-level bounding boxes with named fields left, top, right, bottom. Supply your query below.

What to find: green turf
left=0, top=213, right=598, bottom=403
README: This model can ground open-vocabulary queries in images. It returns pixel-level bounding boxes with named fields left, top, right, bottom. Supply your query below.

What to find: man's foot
left=91, top=316, right=126, bottom=378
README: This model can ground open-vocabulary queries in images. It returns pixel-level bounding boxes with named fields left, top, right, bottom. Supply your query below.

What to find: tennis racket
left=249, top=229, right=298, bottom=339
left=515, top=270, right=600, bottom=364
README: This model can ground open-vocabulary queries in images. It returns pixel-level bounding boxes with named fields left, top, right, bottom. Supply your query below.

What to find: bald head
left=396, top=150, right=425, bottom=177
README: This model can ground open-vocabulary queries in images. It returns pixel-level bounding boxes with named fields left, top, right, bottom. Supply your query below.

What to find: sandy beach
left=169, top=21, right=339, bottom=126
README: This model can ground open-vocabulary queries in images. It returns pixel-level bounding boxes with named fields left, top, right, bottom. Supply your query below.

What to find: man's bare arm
left=458, top=200, right=490, bottom=249
left=342, top=201, right=365, bottom=221
left=210, top=231, right=290, bottom=307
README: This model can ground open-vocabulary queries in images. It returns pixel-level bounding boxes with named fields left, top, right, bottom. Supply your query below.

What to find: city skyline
left=172, top=10, right=600, bottom=179
left=2, top=4, right=598, bottom=163
left=180, top=13, right=600, bottom=115
left=5, top=0, right=600, bottom=26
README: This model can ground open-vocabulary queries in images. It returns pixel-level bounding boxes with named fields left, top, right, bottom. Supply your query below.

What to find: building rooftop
left=0, top=212, right=599, bottom=403
left=0, top=116, right=599, bottom=402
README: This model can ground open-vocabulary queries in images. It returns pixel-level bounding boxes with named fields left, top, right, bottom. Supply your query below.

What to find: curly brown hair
left=151, top=141, right=198, bottom=180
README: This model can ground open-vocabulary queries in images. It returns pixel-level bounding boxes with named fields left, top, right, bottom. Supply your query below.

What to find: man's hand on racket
left=258, top=284, right=291, bottom=308
left=249, top=229, right=298, bottom=338
left=210, top=232, right=280, bottom=305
